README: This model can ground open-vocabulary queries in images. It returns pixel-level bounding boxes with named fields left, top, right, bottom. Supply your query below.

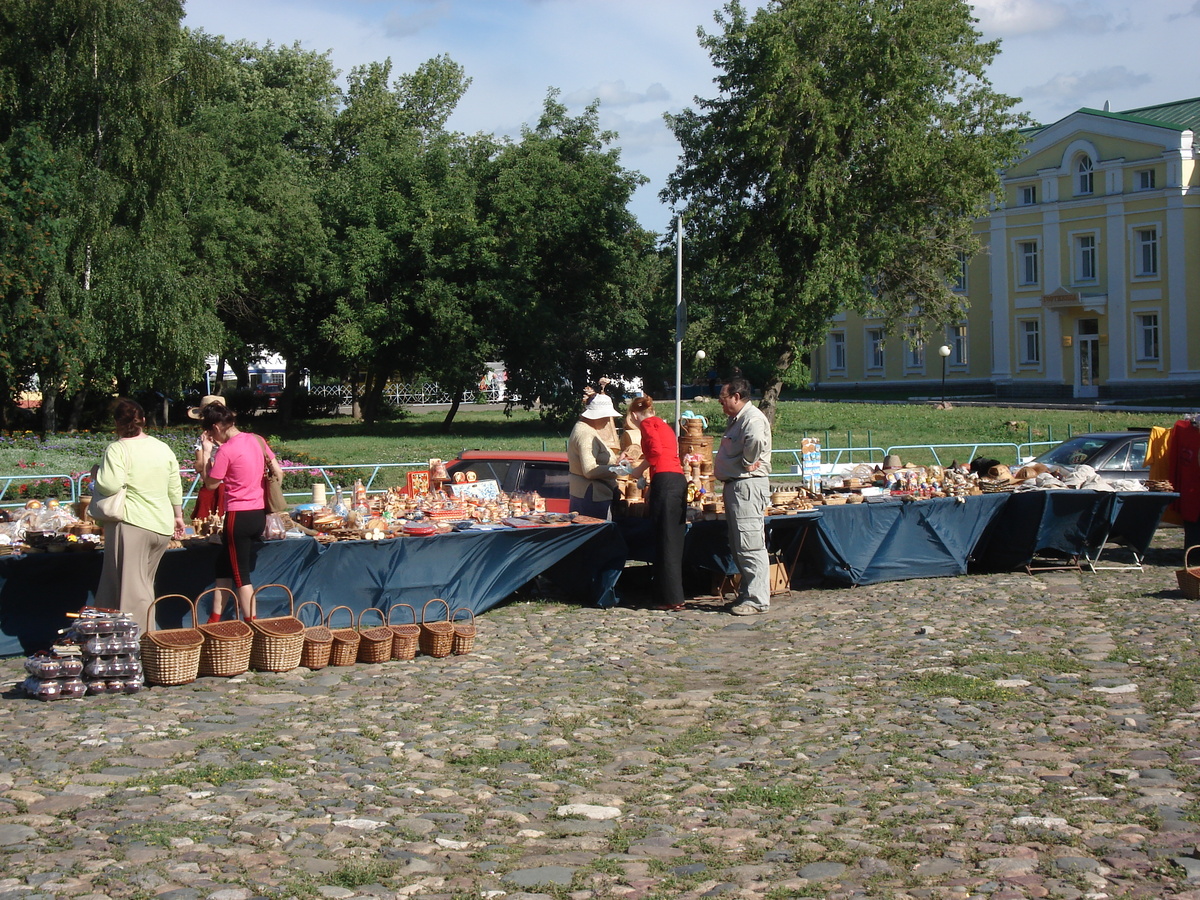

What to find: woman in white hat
left=568, top=392, right=621, bottom=519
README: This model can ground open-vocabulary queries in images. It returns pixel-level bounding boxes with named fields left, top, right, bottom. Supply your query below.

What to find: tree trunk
left=40, top=387, right=58, bottom=435
left=440, top=382, right=465, bottom=433
left=349, top=372, right=362, bottom=421
left=66, top=390, right=88, bottom=432
left=759, top=346, right=796, bottom=427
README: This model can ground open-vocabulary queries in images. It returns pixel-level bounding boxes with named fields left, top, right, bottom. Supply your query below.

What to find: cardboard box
left=711, top=556, right=790, bottom=597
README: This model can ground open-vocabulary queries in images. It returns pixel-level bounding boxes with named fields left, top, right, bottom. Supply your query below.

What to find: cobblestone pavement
left=4, top=531, right=1200, bottom=900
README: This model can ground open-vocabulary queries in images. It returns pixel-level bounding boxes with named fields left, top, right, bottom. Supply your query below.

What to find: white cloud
left=382, top=1, right=452, bottom=38
left=564, top=81, right=671, bottom=108
left=971, top=0, right=1125, bottom=38
left=1021, top=66, right=1154, bottom=110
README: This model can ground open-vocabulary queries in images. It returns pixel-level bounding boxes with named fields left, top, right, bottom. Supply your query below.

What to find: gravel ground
left=3, top=529, right=1200, bottom=900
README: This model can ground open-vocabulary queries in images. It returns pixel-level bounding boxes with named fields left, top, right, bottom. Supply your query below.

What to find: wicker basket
left=326, top=605, right=360, bottom=667
left=357, top=608, right=394, bottom=664
left=140, top=594, right=203, bottom=686
left=196, top=587, right=253, bottom=677
left=419, top=598, right=454, bottom=658
left=248, top=584, right=305, bottom=672
left=1177, top=546, right=1200, bottom=600
left=451, top=607, right=477, bottom=656
left=295, top=600, right=332, bottom=670
left=386, top=603, right=420, bottom=661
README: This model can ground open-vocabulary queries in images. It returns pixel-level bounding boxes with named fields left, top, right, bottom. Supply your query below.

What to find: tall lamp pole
left=938, top=344, right=952, bottom=406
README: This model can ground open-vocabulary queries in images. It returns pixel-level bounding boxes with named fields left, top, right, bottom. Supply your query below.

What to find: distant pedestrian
left=715, top=377, right=772, bottom=615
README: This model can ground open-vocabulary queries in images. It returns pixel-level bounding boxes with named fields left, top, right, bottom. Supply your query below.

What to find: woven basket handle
left=251, top=583, right=295, bottom=617
left=452, top=606, right=476, bottom=626
left=358, top=607, right=385, bottom=630
left=1188, top=545, right=1200, bottom=572
left=387, top=603, right=417, bottom=627
left=147, top=594, right=197, bottom=633
left=422, top=598, right=450, bottom=625
left=196, top=586, right=239, bottom=621
left=326, top=605, right=354, bottom=629
left=295, top=600, right=324, bottom=627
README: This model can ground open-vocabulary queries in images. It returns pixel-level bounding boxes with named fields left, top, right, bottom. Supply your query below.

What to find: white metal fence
left=309, top=380, right=507, bottom=407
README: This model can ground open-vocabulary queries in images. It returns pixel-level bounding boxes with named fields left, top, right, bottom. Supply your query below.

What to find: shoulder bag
left=256, top=434, right=288, bottom=513
left=91, top=442, right=130, bottom=524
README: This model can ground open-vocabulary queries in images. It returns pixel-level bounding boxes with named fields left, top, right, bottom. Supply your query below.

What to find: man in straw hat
left=715, top=376, right=773, bottom=615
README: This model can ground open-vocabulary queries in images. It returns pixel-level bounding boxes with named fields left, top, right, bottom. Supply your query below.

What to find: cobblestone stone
left=4, top=531, right=1200, bottom=897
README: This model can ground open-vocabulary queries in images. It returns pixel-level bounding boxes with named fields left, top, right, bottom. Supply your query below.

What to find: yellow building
left=814, top=97, right=1200, bottom=400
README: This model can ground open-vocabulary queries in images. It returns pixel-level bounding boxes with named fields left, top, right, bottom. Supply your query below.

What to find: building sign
left=1041, top=287, right=1079, bottom=308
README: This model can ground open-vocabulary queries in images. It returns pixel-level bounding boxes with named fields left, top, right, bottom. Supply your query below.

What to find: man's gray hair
left=724, top=376, right=753, bottom=399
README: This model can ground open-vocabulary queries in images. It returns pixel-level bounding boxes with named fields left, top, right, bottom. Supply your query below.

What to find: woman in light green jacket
left=92, top=398, right=185, bottom=627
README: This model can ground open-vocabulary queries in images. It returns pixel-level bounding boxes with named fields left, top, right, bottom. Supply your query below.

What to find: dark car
left=444, top=450, right=571, bottom=513
left=1030, top=430, right=1152, bottom=482
left=254, top=382, right=284, bottom=409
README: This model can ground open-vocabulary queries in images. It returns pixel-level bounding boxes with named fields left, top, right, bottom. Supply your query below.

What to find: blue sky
left=182, top=0, right=1200, bottom=232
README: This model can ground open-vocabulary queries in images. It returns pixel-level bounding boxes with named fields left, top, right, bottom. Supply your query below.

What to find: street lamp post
left=938, top=345, right=952, bottom=406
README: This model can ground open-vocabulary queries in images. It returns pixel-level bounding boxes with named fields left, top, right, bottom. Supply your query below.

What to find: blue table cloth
left=813, top=493, right=1012, bottom=586
left=972, top=490, right=1115, bottom=572
left=0, top=523, right=625, bottom=656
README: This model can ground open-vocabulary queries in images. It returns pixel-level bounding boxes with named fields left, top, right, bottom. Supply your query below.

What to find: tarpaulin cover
left=0, top=523, right=625, bottom=656
left=617, top=512, right=819, bottom=581
left=814, top=493, right=1011, bottom=586
left=972, top=490, right=1113, bottom=571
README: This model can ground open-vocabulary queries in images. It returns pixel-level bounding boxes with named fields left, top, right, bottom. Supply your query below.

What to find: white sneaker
left=729, top=602, right=768, bottom=616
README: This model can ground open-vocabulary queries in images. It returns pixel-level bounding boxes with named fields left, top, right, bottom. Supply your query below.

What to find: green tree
left=0, top=127, right=75, bottom=427
left=177, top=34, right=338, bottom=420
left=483, top=92, right=656, bottom=424
left=664, top=0, right=1027, bottom=421
left=0, top=0, right=222, bottom=428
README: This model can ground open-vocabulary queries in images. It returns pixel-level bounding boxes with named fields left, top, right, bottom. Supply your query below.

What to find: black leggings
left=215, top=508, right=265, bottom=588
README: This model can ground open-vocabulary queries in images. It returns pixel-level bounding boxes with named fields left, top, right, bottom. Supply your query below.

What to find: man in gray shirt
left=715, top=377, right=773, bottom=614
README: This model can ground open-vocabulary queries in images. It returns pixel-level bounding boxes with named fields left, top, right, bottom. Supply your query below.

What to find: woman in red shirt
left=625, top=396, right=688, bottom=611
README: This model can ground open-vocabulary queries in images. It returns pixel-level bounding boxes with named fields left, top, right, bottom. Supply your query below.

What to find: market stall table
left=970, top=489, right=1175, bottom=574
left=0, top=522, right=625, bottom=656
left=811, top=493, right=1011, bottom=586
left=615, top=511, right=819, bottom=593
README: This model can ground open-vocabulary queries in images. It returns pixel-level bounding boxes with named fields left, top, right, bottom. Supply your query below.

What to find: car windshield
left=1035, top=436, right=1114, bottom=467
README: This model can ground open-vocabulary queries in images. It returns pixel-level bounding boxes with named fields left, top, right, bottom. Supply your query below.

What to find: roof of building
left=1027, top=96, right=1200, bottom=136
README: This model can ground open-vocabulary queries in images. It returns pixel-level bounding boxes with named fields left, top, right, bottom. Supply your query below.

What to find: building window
left=1076, top=234, right=1096, bottom=282
left=1137, top=169, right=1156, bottom=190
left=829, top=332, right=846, bottom=372
left=906, top=327, right=923, bottom=368
left=953, top=252, right=968, bottom=292
left=1018, top=241, right=1039, bottom=287
left=1020, top=319, right=1040, bottom=365
left=1020, top=185, right=1037, bottom=206
left=867, top=329, right=885, bottom=370
left=1077, top=156, right=1093, bottom=195
left=1136, top=313, right=1160, bottom=362
left=1136, top=228, right=1159, bottom=276
left=950, top=324, right=968, bottom=366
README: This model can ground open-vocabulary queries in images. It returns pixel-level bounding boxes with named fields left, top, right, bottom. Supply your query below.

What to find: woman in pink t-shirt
left=198, top=405, right=282, bottom=621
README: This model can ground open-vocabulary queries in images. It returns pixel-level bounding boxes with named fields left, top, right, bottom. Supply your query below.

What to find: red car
left=444, top=450, right=571, bottom=513
left=254, top=382, right=284, bottom=409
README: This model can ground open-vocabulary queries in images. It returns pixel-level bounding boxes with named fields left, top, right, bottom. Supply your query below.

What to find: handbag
left=90, top=442, right=129, bottom=524
left=256, top=435, right=288, bottom=513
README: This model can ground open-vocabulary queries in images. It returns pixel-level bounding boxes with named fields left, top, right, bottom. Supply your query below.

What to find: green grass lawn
left=0, top=401, right=1170, bottom=488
